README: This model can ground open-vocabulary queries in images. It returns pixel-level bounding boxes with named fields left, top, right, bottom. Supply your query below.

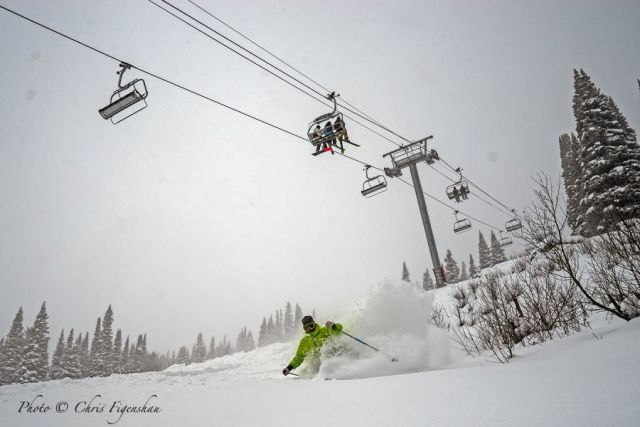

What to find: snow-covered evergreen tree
left=478, top=231, right=491, bottom=269
left=176, top=346, right=189, bottom=364
left=112, top=329, right=122, bottom=374
left=572, top=69, right=640, bottom=235
left=193, top=332, right=207, bottom=362
left=294, top=304, right=303, bottom=329
left=121, top=336, right=130, bottom=374
left=402, top=261, right=410, bottom=282
left=490, top=231, right=507, bottom=265
left=0, top=307, right=25, bottom=385
left=89, top=317, right=102, bottom=376
left=49, top=330, right=66, bottom=380
left=275, top=310, right=283, bottom=342
left=80, top=332, right=90, bottom=377
left=422, top=269, right=435, bottom=291
left=468, top=254, right=478, bottom=277
left=246, top=331, right=255, bottom=351
left=559, top=133, right=583, bottom=232
left=284, top=302, right=294, bottom=340
left=100, top=306, right=114, bottom=376
left=459, top=261, right=469, bottom=281
left=61, top=329, right=82, bottom=379
left=443, top=250, right=460, bottom=283
left=258, top=318, right=267, bottom=347
left=20, top=302, right=49, bottom=383
left=266, top=316, right=275, bottom=345
left=207, top=337, right=216, bottom=360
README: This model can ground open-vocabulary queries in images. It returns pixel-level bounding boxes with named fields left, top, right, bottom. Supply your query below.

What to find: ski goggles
left=303, top=323, right=316, bottom=333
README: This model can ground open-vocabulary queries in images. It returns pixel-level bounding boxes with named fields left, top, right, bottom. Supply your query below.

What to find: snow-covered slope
left=1, top=281, right=639, bottom=426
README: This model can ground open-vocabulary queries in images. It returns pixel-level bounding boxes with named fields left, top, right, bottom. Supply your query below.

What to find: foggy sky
left=1, top=0, right=639, bottom=353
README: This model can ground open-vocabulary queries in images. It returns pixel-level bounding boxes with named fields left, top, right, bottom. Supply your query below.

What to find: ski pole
left=339, top=330, right=398, bottom=362
left=287, top=372, right=299, bottom=377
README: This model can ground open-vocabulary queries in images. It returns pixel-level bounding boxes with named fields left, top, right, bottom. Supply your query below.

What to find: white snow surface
left=1, top=280, right=639, bottom=426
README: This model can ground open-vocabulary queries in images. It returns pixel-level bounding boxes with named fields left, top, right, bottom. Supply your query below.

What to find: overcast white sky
left=1, top=0, right=639, bottom=353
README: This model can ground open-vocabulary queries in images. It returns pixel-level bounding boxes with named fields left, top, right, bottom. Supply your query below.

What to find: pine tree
left=49, top=330, right=66, bottom=380
left=20, top=302, right=50, bottom=383
left=572, top=69, right=640, bottom=235
left=112, top=329, right=122, bottom=374
left=401, top=262, right=410, bottom=282
left=490, top=231, right=507, bottom=265
left=176, top=346, right=189, bottom=364
left=294, top=304, right=303, bottom=329
left=100, top=306, right=114, bottom=376
left=559, top=133, right=583, bottom=232
left=80, top=332, right=90, bottom=377
left=283, top=302, right=294, bottom=340
left=193, top=333, right=207, bottom=362
left=61, top=329, right=82, bottom=379
left=207, top=337, right=216, bottom=360
left=468, top=254, right=478, bottom=277
left=121, top=336, right=130, bottom=374
left=275, top=310, right=283, bottom=342
left=267, top=316, right=275, bottom=345
left=0, top=307, right=25, bottom=385
left=459, top=261, right=469, bottom=281
left=246, top=331, right=255, bottom=351
left=443, top=250, right=460, bottom=283
left=478, top=231, right=491, bottom=269
left=258, top=318, right=268, bottom=347
left=89, top=317, right=102, bottom=377
left=422, top=269, right=435, bottom=291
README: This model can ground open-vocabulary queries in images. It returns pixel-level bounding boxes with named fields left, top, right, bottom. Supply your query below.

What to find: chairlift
left=445, top=167, right=470, bottom=203
left=505, top=209, right=522, bottom=232
left=99, top=62, right=148, bottom=124
left=308, top=92, right=360, bottom=156
left=499, top=231, right=513, bottom=246
left=361, top=165, right=387, bottom=198
left=453, top=210, right=472, bottom=233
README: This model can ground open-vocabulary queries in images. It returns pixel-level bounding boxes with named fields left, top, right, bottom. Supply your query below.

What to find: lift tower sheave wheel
left=383, top=136, right=445, bottom=287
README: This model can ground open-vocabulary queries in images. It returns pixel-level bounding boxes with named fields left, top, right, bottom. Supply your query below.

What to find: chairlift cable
left=0, top=4, right=309, bottom=143
left=186, top=0, right=384, bottom=129
left=0, top=3, right=507, bottom=234
left=154, top=0, right=407, bottom=147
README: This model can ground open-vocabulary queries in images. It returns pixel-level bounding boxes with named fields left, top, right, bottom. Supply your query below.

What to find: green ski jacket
left=288, top=323, right=343, bottom=369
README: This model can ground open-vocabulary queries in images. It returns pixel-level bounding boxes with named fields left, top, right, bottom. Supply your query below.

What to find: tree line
left=403, top=229, right=509, bottom=290
left=0, top=303, right=165, bottom=386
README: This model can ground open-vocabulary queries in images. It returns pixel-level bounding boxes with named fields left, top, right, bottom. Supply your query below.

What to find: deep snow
left=1, top=280, right=639, bottom=426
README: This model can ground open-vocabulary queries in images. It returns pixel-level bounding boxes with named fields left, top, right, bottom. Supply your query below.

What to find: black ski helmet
left=301, top=315, right=314, bottom=327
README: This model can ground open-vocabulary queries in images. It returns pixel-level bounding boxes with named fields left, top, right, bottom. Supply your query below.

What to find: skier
left=282, top=315, right=343, bottom=376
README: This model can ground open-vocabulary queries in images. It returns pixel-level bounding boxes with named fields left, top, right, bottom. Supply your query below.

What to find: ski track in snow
left=1, top=278, right=639, bottom=426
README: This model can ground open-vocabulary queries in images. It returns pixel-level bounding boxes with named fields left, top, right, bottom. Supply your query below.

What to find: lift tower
left=383, top=136, right=446, bottom=287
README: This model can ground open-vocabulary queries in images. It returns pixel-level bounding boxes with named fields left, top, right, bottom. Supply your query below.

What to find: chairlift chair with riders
left=453, top=210, right=472, bottom=233
left=446, top=167, right=470, bottom=203
left=505, top=209, right=523, bottom=232
left=499, top=231, right=513, bottom=246
left=361, top=165, right=387, bottom=198
left=307, top=92, right=360, bottom=156
left=99, top=62, right=148, bottom=124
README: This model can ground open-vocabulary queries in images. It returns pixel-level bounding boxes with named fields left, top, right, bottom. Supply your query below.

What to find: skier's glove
left=282, top=365, right=293, bottom=376
left=325, top=321, right=336, bottom=330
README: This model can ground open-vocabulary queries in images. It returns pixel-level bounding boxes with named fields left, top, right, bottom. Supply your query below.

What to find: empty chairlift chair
left=453, top=210, right=472, bottom=233
left=99, top=63, right=148, bottom=124
left=361, top=165, right=387, bottom=198
left=505, top=209, right=522, bottom=232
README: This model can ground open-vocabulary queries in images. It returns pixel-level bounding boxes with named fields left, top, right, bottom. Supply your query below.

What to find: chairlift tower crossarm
left=383, top=136, right=445, bottom=287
